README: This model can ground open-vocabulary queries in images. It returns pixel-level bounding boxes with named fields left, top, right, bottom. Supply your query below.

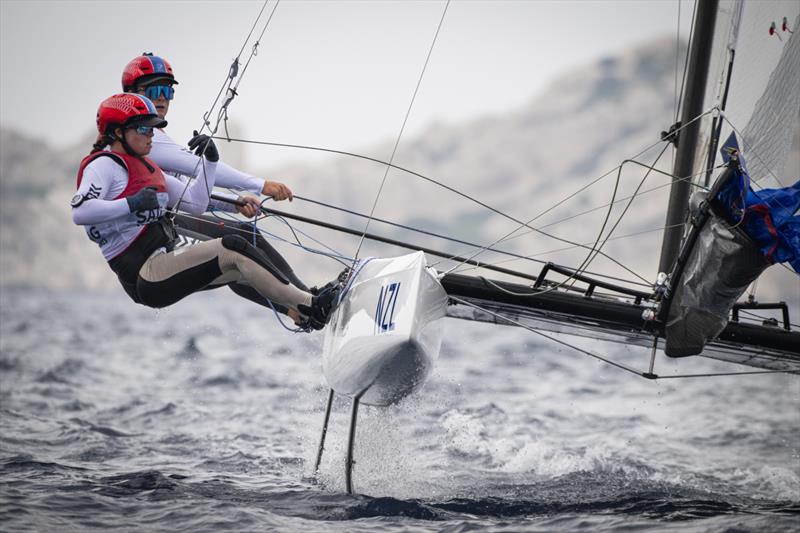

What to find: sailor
left=120, top=52, right=310, bottom=314
left=71, top=93, right=337, bottom=330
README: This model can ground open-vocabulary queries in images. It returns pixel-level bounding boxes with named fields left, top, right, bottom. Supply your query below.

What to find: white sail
left=694, top=1, right=800, bottom=187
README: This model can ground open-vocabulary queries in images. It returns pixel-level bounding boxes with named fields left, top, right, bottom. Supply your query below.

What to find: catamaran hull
left=322, top=252, right=448, bottom=406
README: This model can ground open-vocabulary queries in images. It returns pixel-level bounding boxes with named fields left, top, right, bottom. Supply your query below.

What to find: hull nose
left=322, top=252, right=448, bottom=406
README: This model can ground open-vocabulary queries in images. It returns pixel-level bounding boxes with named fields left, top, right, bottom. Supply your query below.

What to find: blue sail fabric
left=717, top=134, right=800, bottom=272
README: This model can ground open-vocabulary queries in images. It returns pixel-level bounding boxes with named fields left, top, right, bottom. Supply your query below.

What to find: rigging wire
left=297, top=192, right=660, bottom=287
left=673, top=0, right=696, bottom=125
left=198, top=205, right=354, bottom=266
left=673, top=0, right=680, bottom=124
left=217, top=1, right=282, bottom=140
left=465, top=144, right=640, bottom=298
left=289, top=193, right=672, bottom=288
left=172, top=0, right=281, bottom=216
left=573, top=142, right=671, bottom=278
left=433, top=161, right=723, bottom=282
left=198, top=0, right=271, bottom=136
left=436, top=109, right=718, bottom=285
left=449, top=223, right=686, bottom=284
left=214, top=134, right=654, bottom=276
left=352, top=0, right=451, bottom=263
left=491, top=161, right=712, bottom=247
left=208, top=108, right=718, bottom=288
left=671, top=0, right=696, bottom=170
left=736, top=308, right=800, bottom=329
left=442, top=145, right=704, bottom=296
left=449, top=296, right=645, bottom=377
left=295, top=195, right=552, bottom=267
left=221, top=196, right=657, bottom=289
left=450, top=296, right=798, bottom=379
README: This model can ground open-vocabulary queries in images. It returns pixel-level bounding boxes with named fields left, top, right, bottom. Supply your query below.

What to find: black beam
left=442, top=272, right=800, bottom=356
left=441, top=272, right=655, bottom=335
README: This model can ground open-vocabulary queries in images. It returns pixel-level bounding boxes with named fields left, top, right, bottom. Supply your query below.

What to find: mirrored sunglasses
left=143, top=85, right=175, bottom=101
left=133, top=125, right=154, bottom=135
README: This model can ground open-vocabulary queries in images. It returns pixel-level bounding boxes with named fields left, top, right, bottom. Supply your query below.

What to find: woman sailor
left=71, top=93, right=336, bottom=329
left=119, top=52, right=311, bottom=314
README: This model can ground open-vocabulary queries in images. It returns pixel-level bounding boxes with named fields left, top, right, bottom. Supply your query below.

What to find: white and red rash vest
left=76, top=151, right=170, bottom=260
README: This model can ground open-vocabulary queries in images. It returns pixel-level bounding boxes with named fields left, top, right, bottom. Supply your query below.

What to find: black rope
left=577, top=143, right=671, bottom=277
left=296, top=195, right=546, bottom=263
left=211, top=135, right=652, bottom=284
left=199, top=0, right=271, bottom=135
left=296, top=194, right=656, bottom=287
left=175, top=0, right=280, bottom=215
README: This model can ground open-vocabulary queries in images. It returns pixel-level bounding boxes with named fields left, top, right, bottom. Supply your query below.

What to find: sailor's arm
left=150, top=130, right=291, bottom=199
left=205, top=192, right=261, bottom=217
left=71, top=164, right=130, bottom=225
left=165, top=160, right=217, bottom=215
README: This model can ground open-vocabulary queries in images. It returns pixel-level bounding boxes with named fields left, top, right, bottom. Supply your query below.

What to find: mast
left=657, top=0, right=719, bottom=275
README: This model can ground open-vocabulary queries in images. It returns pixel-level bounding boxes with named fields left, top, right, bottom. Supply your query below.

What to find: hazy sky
left=1, top=0, right=694, bottom=168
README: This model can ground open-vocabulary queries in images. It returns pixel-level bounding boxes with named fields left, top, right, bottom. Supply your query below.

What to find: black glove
left=126, top=186, right=160, bottom=212
left=188, top=130, right=219, bottom=162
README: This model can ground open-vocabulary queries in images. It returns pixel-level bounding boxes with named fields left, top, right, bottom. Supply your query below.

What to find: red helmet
left=121, top=52, right=178, bottom=91
left=96, top=93, right=168, bottom=134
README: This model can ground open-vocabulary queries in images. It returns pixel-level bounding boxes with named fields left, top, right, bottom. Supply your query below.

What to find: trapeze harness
left=74, top=151, right=310, bottom=310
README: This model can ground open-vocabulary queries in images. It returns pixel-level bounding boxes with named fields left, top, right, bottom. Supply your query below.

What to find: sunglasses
left=131, top=125, right=154, bottom=135
left=142, top=85, right=175, bottom=101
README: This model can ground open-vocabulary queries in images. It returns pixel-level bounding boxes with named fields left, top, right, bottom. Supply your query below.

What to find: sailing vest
left=76, top=151, right=175, bottom=302
left=76, top=150, right=167, bottom=196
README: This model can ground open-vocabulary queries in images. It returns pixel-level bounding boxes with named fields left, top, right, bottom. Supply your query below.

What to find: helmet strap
left=119, top=135, right=137, bottom=157
left=110, top=128, right=156, bottom=173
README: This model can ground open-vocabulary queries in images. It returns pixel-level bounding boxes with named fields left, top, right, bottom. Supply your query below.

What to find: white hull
left=322, top=252, right=448, bottom=406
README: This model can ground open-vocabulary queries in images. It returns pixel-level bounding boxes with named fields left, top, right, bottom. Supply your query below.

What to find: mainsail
left=697, top=4, right=799, bottom=188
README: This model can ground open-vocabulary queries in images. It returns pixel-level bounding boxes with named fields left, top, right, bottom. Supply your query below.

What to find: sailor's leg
left=136, top=237, right=311, bottom=311
left=314, top=389, right=335, bottom=474
left=345, top=392, right=363, bottom=494
left=227, top=283, right=290, bottom=316
left=173, top=213, right=279, bottom=311
left=135, top=243, right=227, bottom=308
left=216, top=235, right=310, bottom=310
left=174, top=213, right=309, bottom=291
